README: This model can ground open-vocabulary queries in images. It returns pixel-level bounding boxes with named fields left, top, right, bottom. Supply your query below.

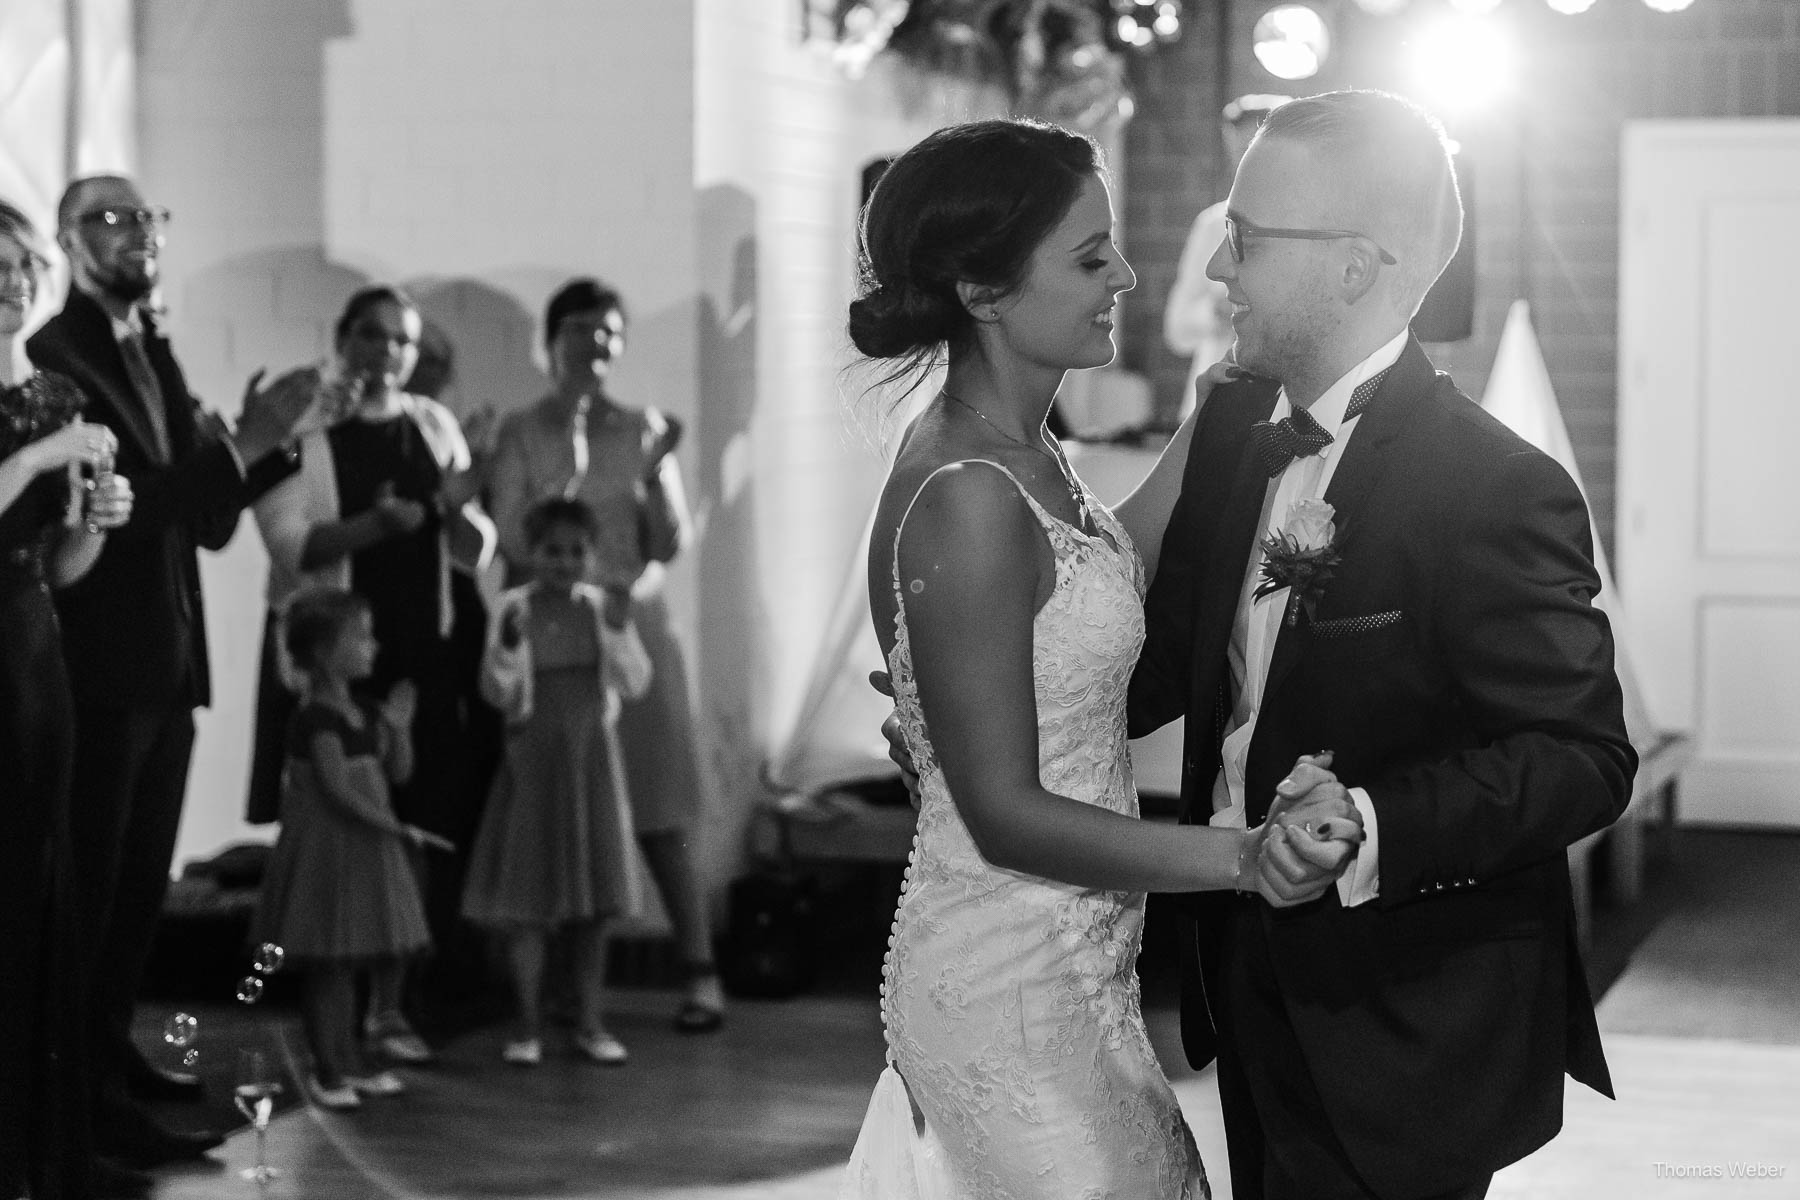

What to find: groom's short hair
left=1256, top=90, right=1462, bottom=316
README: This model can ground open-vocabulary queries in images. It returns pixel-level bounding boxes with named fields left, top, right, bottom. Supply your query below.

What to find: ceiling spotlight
left=1406, top=12, right=1516, bottom=116
left=1547, top=0, right=1597, bottom=12
left=1642, top=0, right=1696, bottom=10
left=1447, top=0, right=1503, bottom=12
left=1253, top=4, right=1331, bottom=81
left=1350, top=0, right=1411, bottom=13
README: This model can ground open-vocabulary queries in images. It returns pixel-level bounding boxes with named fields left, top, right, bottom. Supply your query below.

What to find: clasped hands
left=1242, top=752, right=1364, bottom=908
left=870, top=670, right=1362, bottom=908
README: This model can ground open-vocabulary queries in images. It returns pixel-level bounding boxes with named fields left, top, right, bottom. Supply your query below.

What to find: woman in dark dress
left=250, top=285, right=495, bottom=1061
left=0, top=200, right=133, bottom=1200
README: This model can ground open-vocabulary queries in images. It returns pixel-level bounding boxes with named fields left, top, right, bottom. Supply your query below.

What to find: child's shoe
left=306, top=1076, right=362, bottom=1110
left=574, top=1029, right=628, bottom=1066
left=365, top=1012, right=435, bottom=1064
left=501, top=1038, right=543, bottom=1066
left=344, top=1070, right=407, bottom=1097
left=675, top=967, right=726, bottom=1034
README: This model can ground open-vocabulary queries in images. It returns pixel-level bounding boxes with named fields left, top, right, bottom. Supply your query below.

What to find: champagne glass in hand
left=234, top=1048, right=284, bottom=1184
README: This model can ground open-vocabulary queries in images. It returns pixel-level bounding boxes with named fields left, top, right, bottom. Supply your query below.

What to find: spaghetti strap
left=888, top=459, right=1047, bottom=596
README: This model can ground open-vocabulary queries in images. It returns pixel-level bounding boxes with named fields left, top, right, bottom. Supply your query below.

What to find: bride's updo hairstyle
left=849, top=119, right=1101, bottom=387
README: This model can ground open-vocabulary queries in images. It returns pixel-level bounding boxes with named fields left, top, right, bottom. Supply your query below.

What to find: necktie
left=118, top=330, right=172, bottom=462
left=1247, top=367, right=1391, bottom=478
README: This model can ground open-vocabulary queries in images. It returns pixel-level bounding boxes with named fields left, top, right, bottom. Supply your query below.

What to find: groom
left=1127, top=90, right=1637, bottom=1200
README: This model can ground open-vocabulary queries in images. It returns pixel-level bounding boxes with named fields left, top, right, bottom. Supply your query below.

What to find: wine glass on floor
left=235, top=1047, right=284, bottom=1185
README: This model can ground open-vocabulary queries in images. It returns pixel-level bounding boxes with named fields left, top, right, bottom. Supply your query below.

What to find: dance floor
left=142, top=832, right=1799, bottom=1198
left=140, top=994, right=1800, bottom=1200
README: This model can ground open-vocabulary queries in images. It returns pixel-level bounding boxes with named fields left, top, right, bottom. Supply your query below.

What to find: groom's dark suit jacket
left=1128, top=336, right=1636, bottom=1197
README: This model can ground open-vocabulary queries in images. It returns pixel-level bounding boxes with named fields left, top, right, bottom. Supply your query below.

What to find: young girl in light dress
left=253, top=588, right=451, bottom=1110
left=462, top=497, right=651, bottom=1066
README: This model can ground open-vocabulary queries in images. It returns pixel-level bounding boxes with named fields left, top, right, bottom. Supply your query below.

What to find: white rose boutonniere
left=1255, top=498, right=1343, bottom=627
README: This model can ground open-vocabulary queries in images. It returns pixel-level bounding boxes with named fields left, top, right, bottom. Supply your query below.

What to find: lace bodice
left=845, top=460, right=1205, bottom=1200
left=885, top=462, right=1145, bottom=809
left=0, top=373, right=85, bottom=566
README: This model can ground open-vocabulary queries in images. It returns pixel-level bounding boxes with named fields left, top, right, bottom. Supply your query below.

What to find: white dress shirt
left=1210, top=328, right=1410, bottom=907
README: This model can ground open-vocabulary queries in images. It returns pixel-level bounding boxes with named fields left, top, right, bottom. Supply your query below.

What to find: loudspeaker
left=1413, top=154, right=1475, bottom=344
left=721, top=871, right=818, bottom=998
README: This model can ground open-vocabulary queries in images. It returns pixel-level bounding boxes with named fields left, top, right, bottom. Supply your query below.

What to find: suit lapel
left=1190, top=384, right=1280, bottom=687
left=142, top=322, right=195, bottom=457
left=1262, top=337, right=1435, bottom=704
left=61, top=289, right=167, bottom=464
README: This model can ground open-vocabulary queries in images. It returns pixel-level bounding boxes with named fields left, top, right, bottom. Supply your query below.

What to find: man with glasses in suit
left=29, top=174, right=314, bottom=1193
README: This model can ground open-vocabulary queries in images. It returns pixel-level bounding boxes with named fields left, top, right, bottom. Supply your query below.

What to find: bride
left=839, top=119, right=1363, bottom=1198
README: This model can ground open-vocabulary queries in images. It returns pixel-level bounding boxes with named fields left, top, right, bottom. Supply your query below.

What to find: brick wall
left=1122, top=0, right=1800, bottom=558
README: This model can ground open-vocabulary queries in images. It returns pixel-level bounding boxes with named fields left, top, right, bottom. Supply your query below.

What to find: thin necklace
left=940, top=390, right=1088, bottom=530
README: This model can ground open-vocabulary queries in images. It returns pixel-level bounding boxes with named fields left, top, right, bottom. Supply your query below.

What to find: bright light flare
left=1253, top=5, right=1330, bottom=81
left=1351, top=0, right=1410, bottom=13
left=1547, top=0, right=1597, bottom=12
left=1405, top=14, right=1516, bottom=117
left=1642, top=0, right=1696, bottom=11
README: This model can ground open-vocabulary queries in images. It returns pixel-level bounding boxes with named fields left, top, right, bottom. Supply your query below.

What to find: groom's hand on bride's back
left=870, top=670, right=923, bottom=811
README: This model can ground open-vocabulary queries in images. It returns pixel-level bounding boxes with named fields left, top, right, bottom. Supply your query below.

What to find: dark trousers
left=1215, top=903, right=1492, bottom=1200
left=67, top=697, right=195, bottom=1122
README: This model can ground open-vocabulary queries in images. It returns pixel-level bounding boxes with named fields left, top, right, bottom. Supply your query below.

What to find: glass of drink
left=234, top=1048, right=284, bottom=1184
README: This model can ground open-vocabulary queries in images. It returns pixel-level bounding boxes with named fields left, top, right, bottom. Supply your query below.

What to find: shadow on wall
left=407, top=276, right=542, bottom=419
left=694, top=184, right=767, bottom=847
left=182, top=247, right=368, bottom=395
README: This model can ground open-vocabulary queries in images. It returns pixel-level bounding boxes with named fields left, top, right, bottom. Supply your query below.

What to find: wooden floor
left=139, top=995, right=1800, bottom=1200
left=142, top=832, right=1800, bottom=1199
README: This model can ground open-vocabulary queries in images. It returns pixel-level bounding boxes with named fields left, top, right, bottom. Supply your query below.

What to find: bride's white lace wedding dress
left=841, top=461, right=1207, bottom=1200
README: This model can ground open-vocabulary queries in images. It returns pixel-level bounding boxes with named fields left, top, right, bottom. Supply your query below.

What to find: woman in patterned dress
left=0, top=199, right=133, bottom=1200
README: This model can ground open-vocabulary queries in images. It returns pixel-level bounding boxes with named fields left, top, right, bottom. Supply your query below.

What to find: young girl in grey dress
left=463, top=497, right=651, bottom=1066
left=253, top=588, right=448, bottom=1110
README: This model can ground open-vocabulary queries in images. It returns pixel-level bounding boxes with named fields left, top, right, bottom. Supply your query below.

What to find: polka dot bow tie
left=1247, top=368, right=1390, bottom=478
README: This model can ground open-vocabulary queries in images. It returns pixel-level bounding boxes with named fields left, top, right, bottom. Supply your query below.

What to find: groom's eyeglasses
left=1224, top=214, right=1397, bottom=266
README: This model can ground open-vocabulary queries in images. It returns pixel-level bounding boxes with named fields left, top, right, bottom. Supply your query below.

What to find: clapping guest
left=252, top=588, right=443, bottom=1110
left=28, top=174, right=314, bottom=1178
left=486, top=278, right=724, bottom=1032
left=0, top=197, right=135, bottom=1200
left=250, top=285, right=496, bottom=1063
left=464, top=498, right=652, bottom=1066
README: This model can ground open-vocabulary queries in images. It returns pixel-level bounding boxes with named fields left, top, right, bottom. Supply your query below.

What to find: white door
left=1619, top=120, right=1800, bottom=828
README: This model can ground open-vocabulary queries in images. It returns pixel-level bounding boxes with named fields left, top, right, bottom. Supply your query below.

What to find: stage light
left=1447, top=0, right=1502, bottom=12
left=1350, top=0, right=1411, bottom=13
left=1253, top=5, right=1330, bottom=81
left=1642, top=0, right=1696, bottom=10
left=1547, top=0, right=1597, bottom=12
left=1405, top=12, right=1516, bottom=116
